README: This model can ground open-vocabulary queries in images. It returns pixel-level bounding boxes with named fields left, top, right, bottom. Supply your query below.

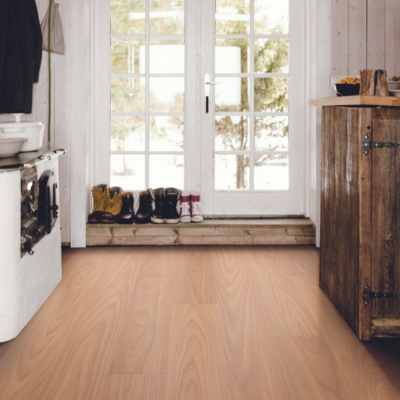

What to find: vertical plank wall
left=332, top=0, right=400, bottom=76
left=3, top=1, right=399, bottom=244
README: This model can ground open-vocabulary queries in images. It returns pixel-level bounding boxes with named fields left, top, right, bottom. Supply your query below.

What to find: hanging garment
left=41, top=1, right=65, bottom=55
left=0, top=0, right=43, bottom=114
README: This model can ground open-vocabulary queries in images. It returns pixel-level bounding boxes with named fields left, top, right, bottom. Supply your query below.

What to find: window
left=110, top=0, right=185, bottom=190
left=213, top=0, right=290, bottom=192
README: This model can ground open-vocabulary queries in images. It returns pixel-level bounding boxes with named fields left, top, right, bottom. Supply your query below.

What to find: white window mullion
left=145, top=0, right=150, bottom=188
left=249, top=0, right=255, bottom=191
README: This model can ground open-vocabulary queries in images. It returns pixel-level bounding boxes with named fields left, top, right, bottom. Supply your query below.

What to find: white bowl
left=0, top=122, right=44, bottom=152
left=0, top=138, right=28, bottom=158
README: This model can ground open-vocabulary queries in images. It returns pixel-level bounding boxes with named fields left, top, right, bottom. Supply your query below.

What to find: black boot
left=151, top=188, right=165, bottom=224
left=164, top=188, right=180, bottom=224
left=117, top=192, right=135, bottom=224
left=136, top=190, right=153, bottom=224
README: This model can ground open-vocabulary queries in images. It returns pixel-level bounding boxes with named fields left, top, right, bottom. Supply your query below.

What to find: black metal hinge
left=363, top=134, right=400, bottom=156
left=363, top=287, right=400, bottom=305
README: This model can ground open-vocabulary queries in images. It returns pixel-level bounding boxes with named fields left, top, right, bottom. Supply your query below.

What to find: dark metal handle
left=206, top=96, right=209, bottom=114
left=363, top=135, right=400, bottom=155
left=52, top=183, right=59, bottom=219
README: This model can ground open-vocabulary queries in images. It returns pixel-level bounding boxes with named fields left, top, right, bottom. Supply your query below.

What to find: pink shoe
left=180, top=192, right=192, bottom=223
left=190, top=193, right=204, bottom=223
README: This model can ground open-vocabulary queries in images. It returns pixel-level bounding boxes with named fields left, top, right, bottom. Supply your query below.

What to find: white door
left=200, top=0, right=306, bottom=216
left=107, top=0, right=305, bottom=216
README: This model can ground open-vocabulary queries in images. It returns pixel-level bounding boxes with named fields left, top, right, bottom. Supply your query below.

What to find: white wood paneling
left=385, top=0, right=400, bottom=76
left=367, top=0, right=386, bottom=70
left=12, top=0, right=399, bottom=246
left=54, top=0, right=92, bottom=247
left=333, top=0, right=400, bottom=76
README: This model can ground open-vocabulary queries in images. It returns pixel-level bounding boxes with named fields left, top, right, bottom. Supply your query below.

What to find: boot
left=88, top=184, right=114, bottom=224
left=117, top=192, right=135, bottom=224
left=151, top=188, right=165, bottom=224
left=105, top=187, right=124, bottom=217
left=164, top=188, right=180, bottom=224
left=136, top=190, right=153, bottom=224
left=180, top=192, right=191, bottom=223
left=191, top=193, right=204, bottom=223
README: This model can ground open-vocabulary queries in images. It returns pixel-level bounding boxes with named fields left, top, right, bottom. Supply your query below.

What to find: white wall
left=306, top=0, right=332, bottom=246
left=3, top=0, right=93, bottom=246
left=332, top=0, right=400, bottom=76
left=23, top=0, right=400, bottom=246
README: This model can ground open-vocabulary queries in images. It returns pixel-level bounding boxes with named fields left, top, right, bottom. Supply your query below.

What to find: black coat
left=0, top=0, right=43, bottom=114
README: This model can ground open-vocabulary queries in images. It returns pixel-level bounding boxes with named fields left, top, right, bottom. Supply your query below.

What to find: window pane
left=150, top=116, right=184, bottom=151
left=254, top=155, right=289, bottom=191
left=255, top=116, right=288, bottom=151
left=112, top=39, right=146, bottom=75
left=150, top=0, right=184, bottom=34
left=255, top=0, right=289, bottom=35
left=111, top=0, right=145, bottom=35
left=111, top=116, right=146, bottom=152
left=254, top=78, right=288, bottom=113
left=216, top=38, right=249, bottom=74
left=111, top=154, right=145, bottom=190
left=150, top=155, right=184, bottom=189
left=216, top=0, right=250, bottom=35
left=216, top=77, right=249, bottom=112
left=150, top=40, right=185, bottom=74
left=112, top=78, right=146, bottom=113
left=215, top=154, right=250, bottom=191
left=150, top=77, right=184, bottom=113
left=215, top=116, right=250, bottom=151
left=255, top=39, right=289, bottom=74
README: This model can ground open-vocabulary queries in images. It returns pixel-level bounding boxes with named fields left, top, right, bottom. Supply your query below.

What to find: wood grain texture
left=311, top=96, right=400, bottom=107
left=320, top=107, right=361, bottom=331
left=357, top=108, right=373, bottom=341
left=320, top=106, right=400, bottom=340
left=370, top=109, right=400, bottom=319
left=86, top=219, right=315, bottom=247
left=1, top=247, right=400, bottom=399
left=332, top=0, right=400, bottom=76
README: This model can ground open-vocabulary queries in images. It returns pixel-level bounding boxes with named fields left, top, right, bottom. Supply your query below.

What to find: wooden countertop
left=311, top=95, right=400, bottom=107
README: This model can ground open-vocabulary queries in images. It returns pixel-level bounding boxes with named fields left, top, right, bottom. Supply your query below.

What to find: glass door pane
left=110, top=0, right=185, bottom=190
left=201, top=0, right=305, bottom=215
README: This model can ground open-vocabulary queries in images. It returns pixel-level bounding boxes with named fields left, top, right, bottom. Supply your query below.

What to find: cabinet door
left=369, top=109, right=400, bottom=337
left=321, top=107, right=366, bottom=335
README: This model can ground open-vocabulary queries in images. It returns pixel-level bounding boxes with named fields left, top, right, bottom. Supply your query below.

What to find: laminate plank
left=1, top=247, right=400, bottom=400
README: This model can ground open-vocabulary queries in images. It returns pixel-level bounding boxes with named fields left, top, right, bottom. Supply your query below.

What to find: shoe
left=151, top=188, right=165, bottom=224
left=136, top=190, right=153, bottom=224
left=180, top=192, right=191, bottom=223
left=88, top=185, right=115, bottom=224
left=164, top=188, right=180, bottom=224
left=92, top=184, right=108, bottom=212
left=105, top=187, right=124, bottom=217
left=191, top=193, right=204, bottom=223
left=117, top=192, right=135, bottom=224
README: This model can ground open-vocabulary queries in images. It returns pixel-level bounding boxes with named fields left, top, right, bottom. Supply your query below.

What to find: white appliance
left=0, top=114, right=45, bottom=152
left=0, top=150, right=64, bottom=342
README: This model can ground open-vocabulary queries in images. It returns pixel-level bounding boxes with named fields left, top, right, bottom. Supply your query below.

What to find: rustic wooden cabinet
left=318, top=98, right=400, bottom=341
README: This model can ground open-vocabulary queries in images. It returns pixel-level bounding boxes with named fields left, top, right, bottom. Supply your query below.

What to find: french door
left=108, top=0, right=306, bottom=216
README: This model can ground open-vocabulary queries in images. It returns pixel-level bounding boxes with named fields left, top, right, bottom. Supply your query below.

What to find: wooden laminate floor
left=1, top=247, right=400, bottom=400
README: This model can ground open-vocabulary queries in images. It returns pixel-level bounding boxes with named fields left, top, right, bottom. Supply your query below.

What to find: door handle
left=204, top=74, right=216, bottom=114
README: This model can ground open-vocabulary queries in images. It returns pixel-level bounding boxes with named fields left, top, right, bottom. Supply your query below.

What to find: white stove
left=0, top=150, right=64, bottom=342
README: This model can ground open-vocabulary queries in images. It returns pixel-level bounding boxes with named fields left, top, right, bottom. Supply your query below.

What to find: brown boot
left=88, top=185, right=115, bottom=224
left=92, top=184, right=108, bottom=212
left=105, top=187, right=124, bottom=217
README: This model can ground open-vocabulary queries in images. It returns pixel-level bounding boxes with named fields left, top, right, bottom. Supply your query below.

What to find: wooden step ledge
left=86, top=218, right=315, bottom=247
left=372, top=319, right=400, bottom=338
